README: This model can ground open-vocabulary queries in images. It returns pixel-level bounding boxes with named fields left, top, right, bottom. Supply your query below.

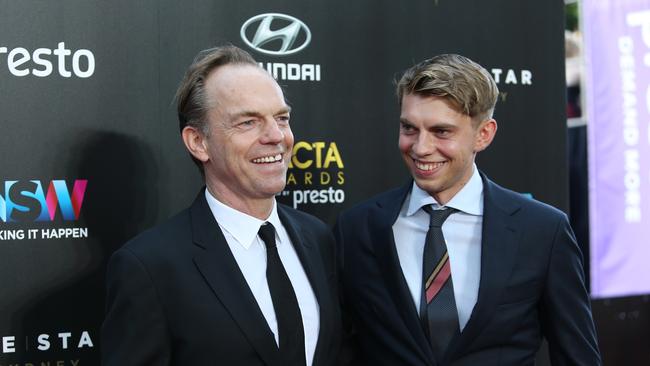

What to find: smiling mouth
left=414, top=159, right=447, bottom=171
left=252, top=154, right=283, bottom=164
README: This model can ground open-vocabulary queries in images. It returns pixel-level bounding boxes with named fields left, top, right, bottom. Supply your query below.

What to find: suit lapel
left=189, top=192, right=282, bottom=366
left=372, top=182, right=435, bottom=365
left=445, top=175, right=521, bottom=362
left=277, top=205, right=332, bottom=366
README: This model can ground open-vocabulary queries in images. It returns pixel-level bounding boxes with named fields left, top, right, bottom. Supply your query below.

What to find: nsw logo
left=240, top=13, right=311, bottom=56
left=0, top=180, right=87, bottom=222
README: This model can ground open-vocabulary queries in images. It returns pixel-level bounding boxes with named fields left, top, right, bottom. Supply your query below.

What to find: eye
left=237, top=120, right=256, bottom=128
left=400, top=122, right=416, bottom=134
left=435, top=129, right=451, bottom=138
left=276, top=115, right=290, bottom=125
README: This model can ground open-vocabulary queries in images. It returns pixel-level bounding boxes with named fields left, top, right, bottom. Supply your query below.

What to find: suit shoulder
left=278, top=203, right=329, bottom=230
left=488, top=180, right=568, bottom=222
left=119, top=208, right=192, bottom=257
left=343, top=185, right=405, bottom=215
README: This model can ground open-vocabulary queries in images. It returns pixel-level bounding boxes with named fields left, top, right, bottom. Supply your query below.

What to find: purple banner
left=584, top=0, right=650, bottom=298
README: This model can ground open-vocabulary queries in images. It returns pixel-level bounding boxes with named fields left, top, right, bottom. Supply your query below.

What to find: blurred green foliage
left=566, top=3, right=579, bottom=31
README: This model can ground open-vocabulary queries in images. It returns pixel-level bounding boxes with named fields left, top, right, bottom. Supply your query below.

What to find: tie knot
left=422, top=205, right=457, bottom=228
left=258, top=222, right=277, bottom=249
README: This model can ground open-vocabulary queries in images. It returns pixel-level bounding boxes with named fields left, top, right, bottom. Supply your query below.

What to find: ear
left=474, top=118, right=497, bottom=153
left=181, top=126, right=210, bottom=163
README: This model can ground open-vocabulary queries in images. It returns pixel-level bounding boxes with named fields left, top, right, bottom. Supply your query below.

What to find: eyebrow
left=429, top=123, right=456, bottom=129
left=399, top=119, right=456, bottom=130
left=229, top=106, right=292, bottom=120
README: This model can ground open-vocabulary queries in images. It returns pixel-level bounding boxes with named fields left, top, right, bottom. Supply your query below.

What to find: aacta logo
left=0, top=42, right=95, bottom=78
left=0, top=180, right=87, bottom=222
left=282, top=141, right=346, bottom=208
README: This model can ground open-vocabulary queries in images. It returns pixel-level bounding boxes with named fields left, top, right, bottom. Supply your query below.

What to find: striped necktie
left=420, top=205, right=460, bottom=361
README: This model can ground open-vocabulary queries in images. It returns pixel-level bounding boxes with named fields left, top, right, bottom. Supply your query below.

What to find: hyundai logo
left=240, top=13, right=311, bottom=56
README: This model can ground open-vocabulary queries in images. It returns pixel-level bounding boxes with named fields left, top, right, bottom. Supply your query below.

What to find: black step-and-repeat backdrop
left=1, top=1, right=566, bottom=364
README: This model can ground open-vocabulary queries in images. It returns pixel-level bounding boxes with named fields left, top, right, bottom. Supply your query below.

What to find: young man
left=102, top=46, right=342, bottom=366
left=336, top=54, right=601, bottom=366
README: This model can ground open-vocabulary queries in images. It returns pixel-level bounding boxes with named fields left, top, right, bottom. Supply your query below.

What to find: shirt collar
left=406, top=164, right=484, bottom=216
left=204, top=189, right=282, bottom=249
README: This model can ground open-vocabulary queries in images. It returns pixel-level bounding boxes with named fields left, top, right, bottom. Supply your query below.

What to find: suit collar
left=189, top=190, right=283, bottom=366
left=277, top=204, right=332, bottom=366
left=444, top=173, right=522, bottom=362
left=204, top=189, right=283, bottom=250
left=478, top=172, right=521, bottom=215
left=375, top=181, right=412, bottom=213
left=372, top=181, right=437, bottom=364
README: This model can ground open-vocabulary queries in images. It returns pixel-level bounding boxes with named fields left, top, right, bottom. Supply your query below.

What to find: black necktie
left=258, top=222, right=306, bottom=366
left=420, top=205, right=460, bottom=361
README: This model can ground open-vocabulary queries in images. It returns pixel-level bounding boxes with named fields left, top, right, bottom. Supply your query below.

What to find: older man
left=102, top=45, right=342, bottom=366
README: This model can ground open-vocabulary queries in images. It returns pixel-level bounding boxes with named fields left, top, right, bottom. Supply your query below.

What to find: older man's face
left=201, top=64, right=293, bottom=204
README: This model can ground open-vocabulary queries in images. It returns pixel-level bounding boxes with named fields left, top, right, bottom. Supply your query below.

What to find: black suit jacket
left=335, top=174, right=601, bottom=366
left=102, top=190, right=342, bottom=366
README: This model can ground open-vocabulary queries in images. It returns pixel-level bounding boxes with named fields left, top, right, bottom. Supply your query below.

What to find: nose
left=260, top=118, right=284, bottom=144
left=411, top=132, right=435, bottom=156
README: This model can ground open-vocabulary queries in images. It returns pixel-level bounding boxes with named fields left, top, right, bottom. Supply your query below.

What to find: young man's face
left=201, top=64, right=294, bottom=204
left=398, top=94, right=496, bottom=204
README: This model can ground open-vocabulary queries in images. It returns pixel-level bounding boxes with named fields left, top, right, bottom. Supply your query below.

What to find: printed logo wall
left=238, top=12, right=345, bottom=220
left=1, top=1, right=566, bottom=364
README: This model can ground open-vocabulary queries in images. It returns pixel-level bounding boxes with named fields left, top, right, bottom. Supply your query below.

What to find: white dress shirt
left=205, top=190, right=320, bottom=366
left=392, top=165, right=483, bottom=330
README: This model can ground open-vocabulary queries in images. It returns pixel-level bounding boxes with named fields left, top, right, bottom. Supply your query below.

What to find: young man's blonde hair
left=396, top=54, right=499, bottom=124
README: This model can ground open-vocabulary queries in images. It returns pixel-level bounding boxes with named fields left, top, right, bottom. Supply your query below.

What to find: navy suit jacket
left=335, top=174, right=601, bottom=366
left=102, top=190, right=342, bottom=366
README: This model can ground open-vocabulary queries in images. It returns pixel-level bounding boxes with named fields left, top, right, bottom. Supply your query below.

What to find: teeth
left=415, top=160, right=446, bottom=171
left=252, top=154, right=282, bottom=164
